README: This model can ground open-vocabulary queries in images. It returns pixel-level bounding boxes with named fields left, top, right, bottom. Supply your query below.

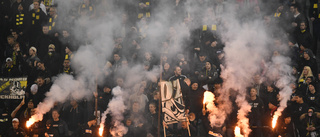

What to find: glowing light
left=99, top=124, right=104, bottom=136
left=272, top=115, right=278, bottom=129
left=203, top=91, right=215, bottom=109
left=26, top=118, right=36, bottom=128
left=234, top=126, right=244, bottom=137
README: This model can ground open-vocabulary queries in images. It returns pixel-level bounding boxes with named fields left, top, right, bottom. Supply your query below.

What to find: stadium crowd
left=0, top=0, right=320, bottom=137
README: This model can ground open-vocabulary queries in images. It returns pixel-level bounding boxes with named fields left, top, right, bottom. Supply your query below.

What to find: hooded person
left=188, top=79, right=205, bottom=119
left=304, top=49, right=315, bottom=59
left=300, top=107, right=320, bottom=137
left=277, top=110, right=299, bottom=137
left=43, top=44, right=61, bottom=76
left=300, top=49, right=318, bottom=76
left=97, top=84, right=114, bottom=112
left=306, top=82, right=320, bottom=111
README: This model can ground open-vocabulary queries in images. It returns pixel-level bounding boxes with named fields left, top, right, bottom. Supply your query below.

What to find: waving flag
left=161, top=80, right=187, bottom=124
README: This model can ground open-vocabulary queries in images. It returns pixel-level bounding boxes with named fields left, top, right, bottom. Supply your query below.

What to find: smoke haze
left=26, top=0, right=295, bottom=136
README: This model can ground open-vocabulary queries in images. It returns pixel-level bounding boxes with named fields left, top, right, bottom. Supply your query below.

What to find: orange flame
left=99, top=124, right=104, bottom=136
left=234, top=126, right=244, bottom=137
left=272, top=115, right=278, bottom=129
left=203, top=92, right=207, bottom=105
left=26, top=117, right=36, bottom=128
left=203, top=91, right=214, bottom=104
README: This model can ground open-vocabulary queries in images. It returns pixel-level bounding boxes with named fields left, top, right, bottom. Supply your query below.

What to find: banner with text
left=0, top=77, right=26, bottom=99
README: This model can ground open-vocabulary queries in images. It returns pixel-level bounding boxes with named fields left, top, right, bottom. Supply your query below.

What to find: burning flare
left=234, top=126, right=244, bottom=137
left=99, top=124, right=104, bottom=136
left=272, top=115, right=278, bottom=129
left=203, top=91, right=215, bottom=109
left=26, top=117, right=36, bottom=128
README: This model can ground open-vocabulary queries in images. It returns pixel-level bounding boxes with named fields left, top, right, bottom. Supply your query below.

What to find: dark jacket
left=51, top=119, right=69, bottom=137
left=35, top=34, right=54, bottom=60
left=198, top=67, right=219, bottom=85
left=5, top=127, right=27, bottom=137
left=295, top=29, right=313, bottom=48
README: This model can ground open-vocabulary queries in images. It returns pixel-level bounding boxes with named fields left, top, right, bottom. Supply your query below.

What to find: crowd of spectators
left=0, top=0, right=320, bottom=137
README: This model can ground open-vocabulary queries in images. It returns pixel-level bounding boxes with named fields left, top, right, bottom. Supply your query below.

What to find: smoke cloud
left=204, top=2, right=287, bottom=136
left=103, top=86, right=128, bottom=136
left=221, top=21, right=270, bottom=136
left=266, top=55, right=295, bottom=128
left=26, top=1, right=295, bottom=136
left=30, top=74, right=88, bottom=123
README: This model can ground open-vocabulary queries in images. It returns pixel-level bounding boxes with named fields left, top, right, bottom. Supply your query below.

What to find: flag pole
left=158, top=53, right=163, bottom=137
left=186, top=117, right=191, bottom=136
left=181, top=78, right=191, bottom=136
left=163, top=123, right=167, bottom=137
left=94, top=64, right=99, bottom=121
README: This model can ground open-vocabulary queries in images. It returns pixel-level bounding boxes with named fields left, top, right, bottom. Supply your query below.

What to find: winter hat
left=12, top=118, right=19, bottom=123
left=30, top=47, right=37, bottom=53
left=309, top=107, right=315, bottom=112
left=6, top=57, right=12, bottom=62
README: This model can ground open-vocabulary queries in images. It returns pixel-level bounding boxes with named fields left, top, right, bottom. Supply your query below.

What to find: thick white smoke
left=214, top=3, right=272, bottom=135
left=27, top=0, right=171, bottom=130
left=27, top=0, right=120, bottom=125
left=217, top=20, right=270, bottom=136
left=29, top=74, right=88, bottom=123
left=26, top=1, right=295, bottom=137
left=215, top=4, right=293, bottom=136
left=104, top=86, right=128, bottom=136
left=266, top=55, right=295, bottom=127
